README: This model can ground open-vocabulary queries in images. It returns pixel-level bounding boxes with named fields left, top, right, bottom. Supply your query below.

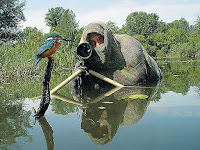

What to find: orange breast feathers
left=40, top=42, right=61, bottom=58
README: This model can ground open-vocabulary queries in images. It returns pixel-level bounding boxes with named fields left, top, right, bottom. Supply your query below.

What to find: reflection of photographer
left=81, top=97, right=127, bottom=145
left=80, top=83, right=160, bottom=145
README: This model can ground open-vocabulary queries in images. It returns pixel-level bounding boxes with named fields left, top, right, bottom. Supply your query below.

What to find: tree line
left=1, top=0, right=200, bottom=58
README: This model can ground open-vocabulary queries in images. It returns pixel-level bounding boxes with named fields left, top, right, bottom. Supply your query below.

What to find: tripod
left=50, top=65, right=124, bottom=95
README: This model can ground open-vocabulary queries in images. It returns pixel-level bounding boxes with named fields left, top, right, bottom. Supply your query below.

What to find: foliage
left=0, top=99, right=32, bottom=150
left=168, top=43, right=195, bottom=58
left=194, top=15, right=200, bottom=33
left=124, top=11, right=160, bottom=36
left=106, top=21, right=119, bottom=34
left=155, top=21, right=169, bottom=33
left=145, top=28, right=188, bottom=57
left=130, top=15, right=200, bottom=58
left=45, top=7, right=79, bottom=42
left=117, top=12, right=200, bottom=58
left=0, top=0, right=26, bottom=42
left=166, top=28, right=188, bottom=44
left=20, top=27, right=40, bottom=41
left=45, top=7, right=65, bottom=28
left=53, top=9, right=78, bottom=38
left=168, top=18, right=190, bottom=32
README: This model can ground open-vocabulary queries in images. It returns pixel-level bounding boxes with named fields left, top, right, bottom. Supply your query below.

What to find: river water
left=0, top=58, right=200, bottom=150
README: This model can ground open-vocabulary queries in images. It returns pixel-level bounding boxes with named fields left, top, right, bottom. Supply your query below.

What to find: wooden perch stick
left=34, top=57, right=54, bottom=119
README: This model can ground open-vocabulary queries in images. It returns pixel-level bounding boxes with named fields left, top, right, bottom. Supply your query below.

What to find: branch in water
left=35, top=57, right=54, bottom=119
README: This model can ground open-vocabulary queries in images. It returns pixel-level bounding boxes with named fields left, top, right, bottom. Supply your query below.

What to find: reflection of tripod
left=50, top=65, right=124, bottom=95
left=51, top=86, right=122, bottom=107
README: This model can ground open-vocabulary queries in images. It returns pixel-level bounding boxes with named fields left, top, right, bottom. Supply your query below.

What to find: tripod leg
left=89, top=70, right=124, bottom=87
left=50, top=69, right=82, bottom=94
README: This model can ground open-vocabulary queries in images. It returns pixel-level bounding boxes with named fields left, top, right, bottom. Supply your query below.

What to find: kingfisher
left=35, top=33, right=72, bottom=65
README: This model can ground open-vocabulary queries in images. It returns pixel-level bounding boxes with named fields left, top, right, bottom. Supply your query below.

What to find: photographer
left=71, top=22, right=162, bottom=89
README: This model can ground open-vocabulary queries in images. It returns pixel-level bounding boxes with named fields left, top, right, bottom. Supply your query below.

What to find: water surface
left=0, top=58, right=200, bottom=150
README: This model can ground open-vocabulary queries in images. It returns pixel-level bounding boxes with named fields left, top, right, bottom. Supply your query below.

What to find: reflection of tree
left=51, top=99, right=78, bottom=115
left=194, top=87, right=200, bottom=98
left=50, top=84, right=78, bottom=115
left=0, top=100, right=32, bottom=150
left=198, top=89, right=200, bottom=97
left=157, top=58, right=200, bottom=95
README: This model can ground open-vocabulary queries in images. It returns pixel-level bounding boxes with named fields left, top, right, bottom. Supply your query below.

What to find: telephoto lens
left=77, top=43, right=92, bottom=59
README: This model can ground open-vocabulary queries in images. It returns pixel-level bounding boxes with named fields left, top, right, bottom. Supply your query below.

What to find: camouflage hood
left=80, top=22, right=125, bottom=70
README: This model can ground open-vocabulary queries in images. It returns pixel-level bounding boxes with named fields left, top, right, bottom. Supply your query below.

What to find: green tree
left=55, top=9, right=78, bottom=40
left=25, top=28, right=44, bottom=46
left=20, top=27, right=42, bottom=41
left=166, top=28, right=188, bottom=45
left=133, top=34, right=147, bottom=44
left=168, top=43, right=195, bottom=57
left=168, top=18, right=190, bottom=32
left=45, top=7, right=65, bottom=28
left=146, top=28, right=189, bottom=57
left=194, top=15, right=200, bottom=33
left=124, top=11, right=160, bottom=36
left=117, top=24, right=129, bottom=34
left=155, top=21, right=169, bottom=33
left=0, top=0, right=26, bottom=41
left=75, top=27, right=84, bottom=45
left=106, top=21, right=119, bottom=34
left=45, top=7, right=78, bottom=43
left=147, top=32, right=169, bottom=57
left=188, top=30, right=200, bottom=57
left=133, top=34, right=158, bottom=57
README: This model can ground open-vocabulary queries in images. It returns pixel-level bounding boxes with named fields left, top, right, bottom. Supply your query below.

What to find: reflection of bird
left=35, top=33, right=71, bottom=65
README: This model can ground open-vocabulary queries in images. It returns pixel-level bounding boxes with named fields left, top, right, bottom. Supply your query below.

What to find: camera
left=76, top=43, right=93, bottom=59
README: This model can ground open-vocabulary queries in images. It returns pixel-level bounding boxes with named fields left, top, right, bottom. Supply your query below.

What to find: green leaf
left=128, top=94, right=148, bottom=99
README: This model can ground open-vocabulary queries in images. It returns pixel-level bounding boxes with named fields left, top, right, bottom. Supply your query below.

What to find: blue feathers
left=46, top=33, right=61, bottom=39
left=36, top=38, right=58, bottom=56
left=34, top=38, right=58, bottom=65
left=35, top=55, right=40, bottom=65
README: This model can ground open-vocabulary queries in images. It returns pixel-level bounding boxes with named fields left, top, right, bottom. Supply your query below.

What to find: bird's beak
left=62, top=38, right=74, bottom=42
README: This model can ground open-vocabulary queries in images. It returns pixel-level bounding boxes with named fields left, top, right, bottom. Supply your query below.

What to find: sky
left=20, top=0, right=200, bottom=33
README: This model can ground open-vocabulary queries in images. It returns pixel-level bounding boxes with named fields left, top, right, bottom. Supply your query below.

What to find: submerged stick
left=34, top=57, right=54, bottom=119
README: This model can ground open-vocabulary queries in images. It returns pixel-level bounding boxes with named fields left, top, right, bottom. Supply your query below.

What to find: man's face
left=88, top=33, right=104, bottom=48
